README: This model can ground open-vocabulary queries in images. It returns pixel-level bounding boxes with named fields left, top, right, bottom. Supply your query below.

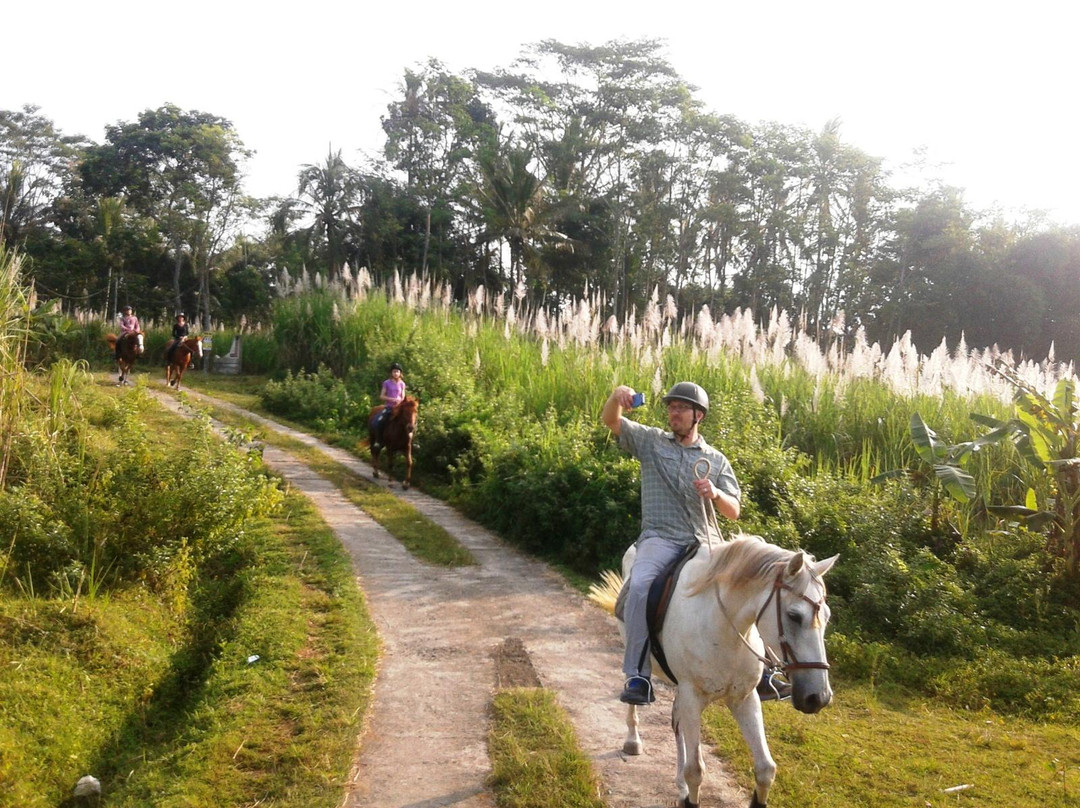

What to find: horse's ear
left=813, top=554, right=839, bottom=578
left=785, top=552, right=806, bottom=577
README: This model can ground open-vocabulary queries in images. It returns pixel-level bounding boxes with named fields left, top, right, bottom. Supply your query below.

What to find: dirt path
left=149, top=386, right=747, bottom=808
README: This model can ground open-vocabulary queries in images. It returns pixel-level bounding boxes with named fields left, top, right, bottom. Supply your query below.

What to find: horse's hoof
left=681, top=799, right=698, bottom=808
left=402, top=482, right=411, bottom=490
left=622, top=740, right=643, bottom=756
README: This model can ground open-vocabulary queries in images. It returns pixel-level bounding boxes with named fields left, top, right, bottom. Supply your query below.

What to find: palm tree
left=477, top=144, right=570, bottom=294
left=296, top=148, right=362, bottom=281
left=96, top=196, right=125, bottom=318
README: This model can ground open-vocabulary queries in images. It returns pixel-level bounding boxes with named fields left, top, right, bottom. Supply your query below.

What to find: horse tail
left=105, top=334, right=118, bottom=348
left=587, top=569, right=623, bottom=615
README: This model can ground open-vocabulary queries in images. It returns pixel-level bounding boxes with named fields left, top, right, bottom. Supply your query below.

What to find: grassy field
left=0, top=381, right=378, bottom=807
left=704, top=681, right=1080, bottom=807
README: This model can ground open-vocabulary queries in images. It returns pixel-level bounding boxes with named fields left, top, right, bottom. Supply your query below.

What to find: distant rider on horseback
left=166, top=312, right=189, bottom=364
left=115, top=305, right=140, bottom=361
left=372, top=362, right=405, bottom=449
left=602, top=381, right=742, bottom=706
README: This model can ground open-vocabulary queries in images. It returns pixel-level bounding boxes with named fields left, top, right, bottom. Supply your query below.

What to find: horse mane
left=392, top=396, right=418, bottom=418
left=686, top=534, right=818, bottom=598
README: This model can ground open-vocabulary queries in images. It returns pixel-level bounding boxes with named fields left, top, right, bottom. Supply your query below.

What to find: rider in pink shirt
left=115, top=305, right=141, bottom=359
left=380, top=363, right=406, bottom=407
left=373, top=362, right=405, bottom=446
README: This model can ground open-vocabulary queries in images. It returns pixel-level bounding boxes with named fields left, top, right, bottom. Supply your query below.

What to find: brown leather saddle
left=615, top=540, right=701, bottom=684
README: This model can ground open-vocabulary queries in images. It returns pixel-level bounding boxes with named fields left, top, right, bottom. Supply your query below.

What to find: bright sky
left=9, top=0, right=1080, bottom=225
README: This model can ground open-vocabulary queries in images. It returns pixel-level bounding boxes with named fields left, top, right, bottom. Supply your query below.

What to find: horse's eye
left=787, top=610, right=803, bottom=625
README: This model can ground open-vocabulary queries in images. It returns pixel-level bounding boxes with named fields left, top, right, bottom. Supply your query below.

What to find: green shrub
left=0, top=489, right=78, bottom=584
left=929, top=650, right=1080, bottom=720
left=236, top=331, right=279, bottom=374
left=457, top=411, right=641, bottom=574
left=259, top=365, right=365, bottom=431
left=1, top=385, right=281, bottom=596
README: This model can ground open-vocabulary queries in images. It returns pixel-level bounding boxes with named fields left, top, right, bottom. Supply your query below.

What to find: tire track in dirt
left=150, top=387, right=747, bottom=808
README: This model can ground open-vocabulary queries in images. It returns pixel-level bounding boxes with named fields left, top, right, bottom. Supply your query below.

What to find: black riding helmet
left=389, top=362, right=403, bottom=372
left=122, top=305, right=132, bottom=314
left=662, top=381, right=709, bottom=415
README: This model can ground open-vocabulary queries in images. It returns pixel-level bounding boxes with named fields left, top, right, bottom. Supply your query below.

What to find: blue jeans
left=622, top=536, right=689, bottom=678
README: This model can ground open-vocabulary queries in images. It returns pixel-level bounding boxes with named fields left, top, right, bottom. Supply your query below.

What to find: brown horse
left=368, top=396, right=418, bottom=489
left=104, top=331, right=144, bottom=385
left=165, top=336, right=204, bottom=390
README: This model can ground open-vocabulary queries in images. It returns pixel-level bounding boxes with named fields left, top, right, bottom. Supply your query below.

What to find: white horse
left=617, top=535, right=838, bottom=808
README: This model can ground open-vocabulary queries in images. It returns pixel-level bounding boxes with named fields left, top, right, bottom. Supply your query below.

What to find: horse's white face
left=195, top=338, right=204, bottom=358
left=757, top=552, right=838, bottom=714
left=136, top=333, right=145, bottom=354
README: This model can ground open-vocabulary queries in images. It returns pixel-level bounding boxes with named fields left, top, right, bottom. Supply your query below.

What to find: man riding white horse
left=602, top=381, right=788, bottom=706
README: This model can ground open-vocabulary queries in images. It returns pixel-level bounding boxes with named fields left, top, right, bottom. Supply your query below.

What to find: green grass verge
left=176, top=373, right=265, bottom=410
left=488, top=689, right=604, bottom=808
left=278, top=432, right=476, bottom=567
left=703, top=681, right=1080, bottom=807
left=0, top=589, right=179, bottom=807
left=101, top=490, right=378, bottom=807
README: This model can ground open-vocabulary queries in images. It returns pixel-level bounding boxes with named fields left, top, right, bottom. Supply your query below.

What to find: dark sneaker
left=757, top=671, right=792, bottom=702
left=620, top=676, right=655, bottom=705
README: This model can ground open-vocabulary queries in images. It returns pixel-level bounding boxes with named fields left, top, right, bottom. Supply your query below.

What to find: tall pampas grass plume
left=587, top=569, right=623, bottom=615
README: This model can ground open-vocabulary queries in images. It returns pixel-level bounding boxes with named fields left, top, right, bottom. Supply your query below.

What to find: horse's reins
left=693, top=458, right=724, bottom=550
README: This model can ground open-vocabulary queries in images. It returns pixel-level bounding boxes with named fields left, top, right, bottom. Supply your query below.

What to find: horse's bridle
left=754, top=572, right=830, bottom=672
left=714, top=568, right=830, bottom=675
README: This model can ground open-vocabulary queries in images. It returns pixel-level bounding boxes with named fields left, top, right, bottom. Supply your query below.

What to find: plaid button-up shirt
left=618, top=417, right=741, bottom=545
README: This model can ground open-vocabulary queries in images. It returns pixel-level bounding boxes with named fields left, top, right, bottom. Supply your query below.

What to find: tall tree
left=80, top=104, right=251, bottom=323
left=382, top=61, right=497, bottom=277
left=295, top=148, right=363, bottom=281
left=1001, top=228, right=1080, bottom=361
left=476, top=140, right=575, bottom=296
left=477, top=39, right=695, bottom=312
left=731, top=122, right=810, bottom=315
left=798, top=119, right=892, bottom=341
left=867, top=186, right=978, bottom=350
left=0, top=106, right=84, bottom=245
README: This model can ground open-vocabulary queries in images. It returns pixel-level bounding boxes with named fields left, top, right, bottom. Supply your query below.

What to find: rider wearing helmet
left=601, top=381, right=742, bottom=705
left=166, top=312, right=189, bottom=363
left=373, top=362, right=406, bottom=448
left=116, top=305, right=140, bottom=360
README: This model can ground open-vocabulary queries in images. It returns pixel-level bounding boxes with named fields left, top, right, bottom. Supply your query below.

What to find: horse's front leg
left=402, top=442, right=412, bottom=490
left=673, top=688, right=707, bottom=808
left=622, top=704, right=643, bottom=756
left=729, top=694, right=776, bottom=808
left=385, top=449, right=396, bottom=485
left=370, top=445, right=381, bottom=479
